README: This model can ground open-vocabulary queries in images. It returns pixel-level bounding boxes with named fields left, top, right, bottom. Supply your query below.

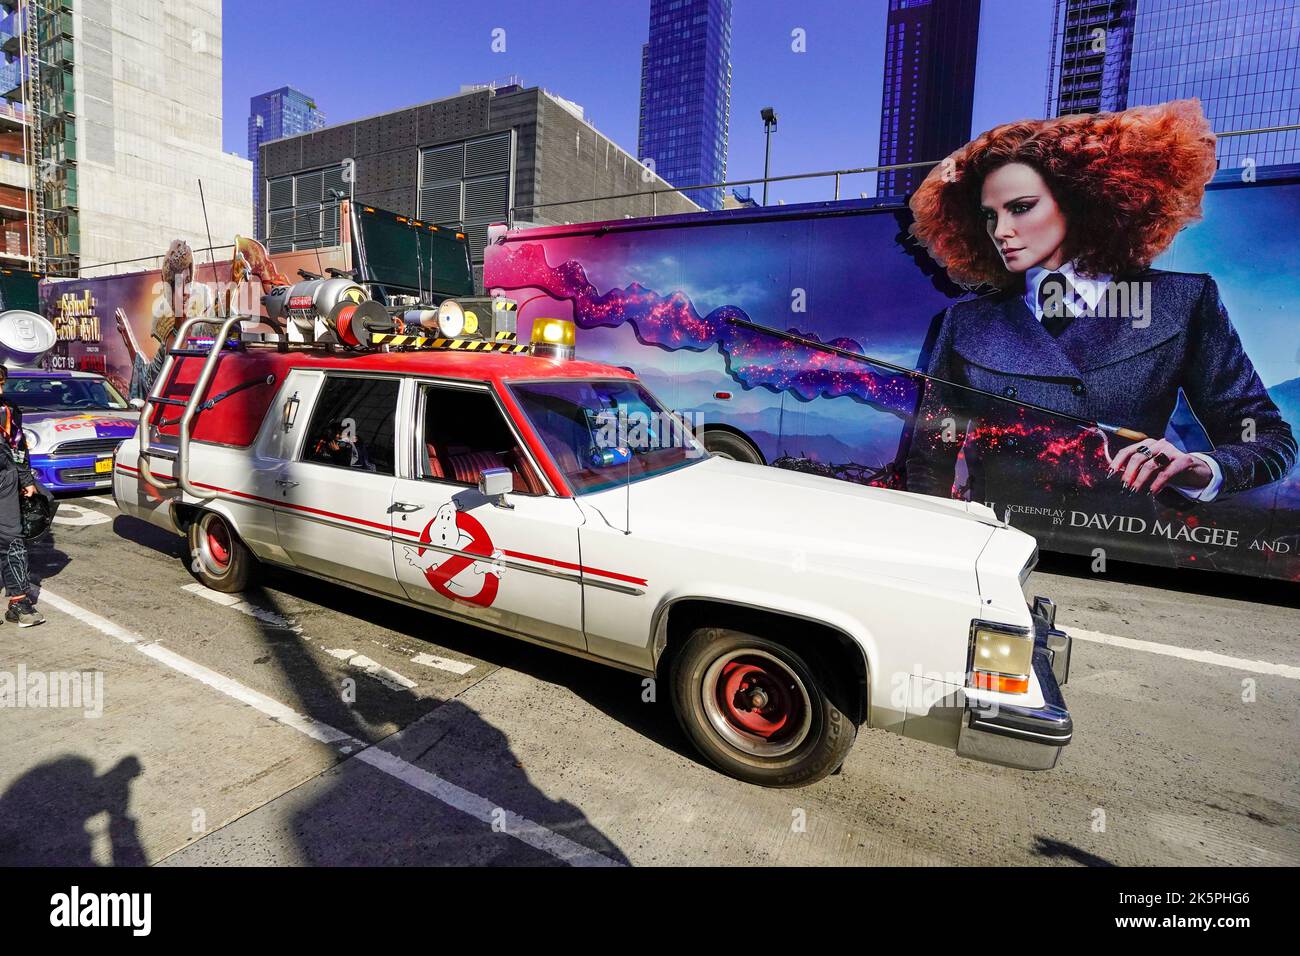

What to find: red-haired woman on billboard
left=904, top=99, right=1295, bottom=511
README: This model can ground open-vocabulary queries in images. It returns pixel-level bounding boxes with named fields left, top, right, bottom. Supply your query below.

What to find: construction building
left=1, top=0, right=251, bottom=277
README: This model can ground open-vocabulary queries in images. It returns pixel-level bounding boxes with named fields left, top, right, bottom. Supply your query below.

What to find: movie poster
left=484, top=101, right=1299, bottom=581
left=37, top=245, right=347, bottom=400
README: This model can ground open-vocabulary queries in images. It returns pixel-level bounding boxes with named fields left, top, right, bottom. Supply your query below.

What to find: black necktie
left=1038, top=272, right=1076, bottom=338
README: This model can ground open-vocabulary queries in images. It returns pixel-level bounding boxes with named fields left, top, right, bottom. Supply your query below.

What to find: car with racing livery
left=9, top=369, right=138, bottom=493
left=112, top=315, right=1073, bottom=787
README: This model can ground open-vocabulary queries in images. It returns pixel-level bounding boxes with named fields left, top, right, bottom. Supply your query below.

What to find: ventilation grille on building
left=422, top=144, right=464, bottom=183
left=466, top=135, right=510, bottom=177
left=268, top=178, right=294, bottom=210
left=464, top=175, right=508, bottom=222
left=417, top=131, right=512, bottom=267
left=418, top=183, right=461, bottom=223
left=266, top=164, right=347, bottom=252
left=296, top=169, right=324, bottom=205
left=323, top=165, right=349, bottom=198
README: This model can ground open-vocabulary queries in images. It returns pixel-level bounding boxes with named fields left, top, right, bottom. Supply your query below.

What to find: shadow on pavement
left=0, top=755, right=147, bottom=866
left=1031, top=835, right=1115, bottom=867
left=102, top=510, right=631, bottom=866
left=217, top=578, right=630, bottom=865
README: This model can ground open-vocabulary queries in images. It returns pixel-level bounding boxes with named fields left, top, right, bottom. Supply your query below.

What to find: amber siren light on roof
left=529, top=318, right=576, bottom=361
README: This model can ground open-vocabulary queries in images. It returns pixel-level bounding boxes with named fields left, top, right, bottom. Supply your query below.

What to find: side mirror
left=129, top=398, right=145, bottom=410
left=478, top=466, right=514, bottom=507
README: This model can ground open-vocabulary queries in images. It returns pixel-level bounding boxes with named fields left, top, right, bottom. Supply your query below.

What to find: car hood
left=24, top=411, right=138, bottom=446
left=579, top=456, right=1006, bottom=594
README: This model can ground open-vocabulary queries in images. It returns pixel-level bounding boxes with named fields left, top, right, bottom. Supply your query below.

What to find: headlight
left=21, top=428, right=39, bottom=450
left=969, top=621, right=1034, bottom=694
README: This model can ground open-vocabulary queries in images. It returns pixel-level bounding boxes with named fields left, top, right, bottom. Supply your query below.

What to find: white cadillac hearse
left=114, top=309, right=1072, bottom=787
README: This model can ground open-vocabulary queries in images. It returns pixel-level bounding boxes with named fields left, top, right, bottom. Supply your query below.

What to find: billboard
left=36, top=245, right=347, bottom=400
left=485, top=114, right=1299, bottom=581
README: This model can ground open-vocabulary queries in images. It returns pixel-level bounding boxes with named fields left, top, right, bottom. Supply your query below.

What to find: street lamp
left=761, top=107, right=778, bottom=206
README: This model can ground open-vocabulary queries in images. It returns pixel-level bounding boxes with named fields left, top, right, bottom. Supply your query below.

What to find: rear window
left=158, top=353, right=282, bottom=448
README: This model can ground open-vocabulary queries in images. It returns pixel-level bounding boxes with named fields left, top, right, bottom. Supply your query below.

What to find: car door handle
left=276, top=478, right=299, bottom=489
left=391, top=501, right=424, bottom=513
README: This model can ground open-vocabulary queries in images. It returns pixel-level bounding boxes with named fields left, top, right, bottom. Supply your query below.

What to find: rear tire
left=186, top=510, right=255, bottom=593
left=670, top=627, right=856, bottom=787
left=703, top=430, right=763, bottom=464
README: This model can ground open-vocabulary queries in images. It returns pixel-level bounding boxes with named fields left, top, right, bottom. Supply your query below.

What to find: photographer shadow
left=0, top=754, right=147, bottom=866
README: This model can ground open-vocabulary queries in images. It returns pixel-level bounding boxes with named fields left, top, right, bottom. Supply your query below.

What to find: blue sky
left=222, top=0, right=1056, bottom=204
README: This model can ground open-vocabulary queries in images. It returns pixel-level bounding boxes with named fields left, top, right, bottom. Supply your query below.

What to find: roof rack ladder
left=138, top=315, right=243, bottom=497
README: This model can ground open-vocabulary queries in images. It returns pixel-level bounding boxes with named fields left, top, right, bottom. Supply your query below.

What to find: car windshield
left=8, top=376, right=129, bottom=412
left=510, top=379, right=706, bottom=494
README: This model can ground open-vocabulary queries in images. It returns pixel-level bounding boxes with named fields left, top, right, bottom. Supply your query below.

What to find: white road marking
left=82, top=495, right=119, bottom=508
left=1068, top=627, right=1300, bottom=680
left=52, top=503, right=111, bottom=527
left=411, top=652, right=476, bottom=676
left=181, top=583, right=302, bottom=633
left=326, top=649, right=418, bottom=691
left=38, top=588, right=621, bottom=867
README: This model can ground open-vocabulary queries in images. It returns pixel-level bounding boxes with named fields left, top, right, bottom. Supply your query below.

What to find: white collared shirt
left=1023, top=260, right=1114, bottom=322
left=1021, top=260, right=1223, bottom=502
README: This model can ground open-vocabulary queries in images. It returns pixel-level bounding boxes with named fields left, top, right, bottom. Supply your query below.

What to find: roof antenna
left=415, top=224, right=424, bottom=303
left=198, top=179, right=218, bottom=315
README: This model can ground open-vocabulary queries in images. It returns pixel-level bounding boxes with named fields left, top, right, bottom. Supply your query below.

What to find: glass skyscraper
left=876, top=0, right=982, bottom=198
left=1050, top=0, right=1299, bottom=170
left=1049, top=0, right=1137, bottom=115
left=637, top=0, right=733, bottom=210
left=248, top=87, right=326, bottom=234
left=1127, top=0, right=1299, bottom=170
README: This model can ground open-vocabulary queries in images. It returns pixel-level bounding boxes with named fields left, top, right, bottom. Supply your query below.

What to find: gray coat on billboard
left=904, top=269, right=1297, bottom=504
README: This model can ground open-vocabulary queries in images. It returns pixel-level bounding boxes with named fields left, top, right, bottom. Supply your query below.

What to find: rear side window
left=301, top=376, right=399, bottom=475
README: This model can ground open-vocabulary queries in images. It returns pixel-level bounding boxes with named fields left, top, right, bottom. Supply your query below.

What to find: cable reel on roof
left=262, top=278, right=396, bottom=349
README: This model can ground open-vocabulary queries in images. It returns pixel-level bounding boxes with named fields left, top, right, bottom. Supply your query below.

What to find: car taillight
left=969, top=621, right=1034, bottom=695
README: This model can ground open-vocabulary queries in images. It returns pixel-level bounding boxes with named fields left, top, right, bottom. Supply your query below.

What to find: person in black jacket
left=904, top=100, right=1295, bottom=509
left=0, top=365, right=45, bottom=627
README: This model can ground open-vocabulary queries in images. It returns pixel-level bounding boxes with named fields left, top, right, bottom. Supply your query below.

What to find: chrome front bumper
left=957, top=597, right=1073, bottom=771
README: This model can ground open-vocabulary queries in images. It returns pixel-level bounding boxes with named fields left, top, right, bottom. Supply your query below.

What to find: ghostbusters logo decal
left=403, top=504, right=505, bottom=607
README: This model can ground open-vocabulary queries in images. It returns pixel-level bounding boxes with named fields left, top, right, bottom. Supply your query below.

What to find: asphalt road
left=1, top=492, right=1296, bottom=867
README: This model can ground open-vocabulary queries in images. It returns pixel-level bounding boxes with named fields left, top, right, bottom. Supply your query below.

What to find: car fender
left=649, top=583, right=879, bottom=715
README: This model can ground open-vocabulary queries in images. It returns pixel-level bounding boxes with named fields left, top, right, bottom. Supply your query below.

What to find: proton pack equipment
left=261, top=277, right=395, bottom=348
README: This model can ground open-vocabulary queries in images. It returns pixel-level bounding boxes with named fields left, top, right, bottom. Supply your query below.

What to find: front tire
left=671, top=627, right=857, bottom=787
left=186, top=510, right=255, bottom=593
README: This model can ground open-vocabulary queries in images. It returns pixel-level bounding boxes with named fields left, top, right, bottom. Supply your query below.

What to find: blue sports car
left=8, top=369, right=138, bottom=492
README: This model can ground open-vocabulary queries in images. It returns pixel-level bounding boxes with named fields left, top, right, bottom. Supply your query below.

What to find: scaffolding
left=6, top=0, right=76, bottom=275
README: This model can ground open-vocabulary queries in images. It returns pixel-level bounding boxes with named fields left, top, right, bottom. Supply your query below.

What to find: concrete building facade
left=75, top=0, right=252, bottom=276
left=259, top=82, right=699, bottom=292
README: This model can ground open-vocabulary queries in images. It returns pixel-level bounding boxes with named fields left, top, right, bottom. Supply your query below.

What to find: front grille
left=48, top=437, right=125, bottom=459
left=57, top=465, right=112, bottom=483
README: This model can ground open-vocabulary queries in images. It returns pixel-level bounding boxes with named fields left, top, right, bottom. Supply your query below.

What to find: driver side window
left=419, top=384, right=544, bottom=495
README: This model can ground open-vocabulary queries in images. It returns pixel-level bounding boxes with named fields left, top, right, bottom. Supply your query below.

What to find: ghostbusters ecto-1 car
left=113, top=287, right=1073, bottom=786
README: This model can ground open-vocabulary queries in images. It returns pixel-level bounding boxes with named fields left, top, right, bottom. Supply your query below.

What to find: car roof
left=6, top=368, right=102, bottom=380
left=243, top=346, right=637, bottom=386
